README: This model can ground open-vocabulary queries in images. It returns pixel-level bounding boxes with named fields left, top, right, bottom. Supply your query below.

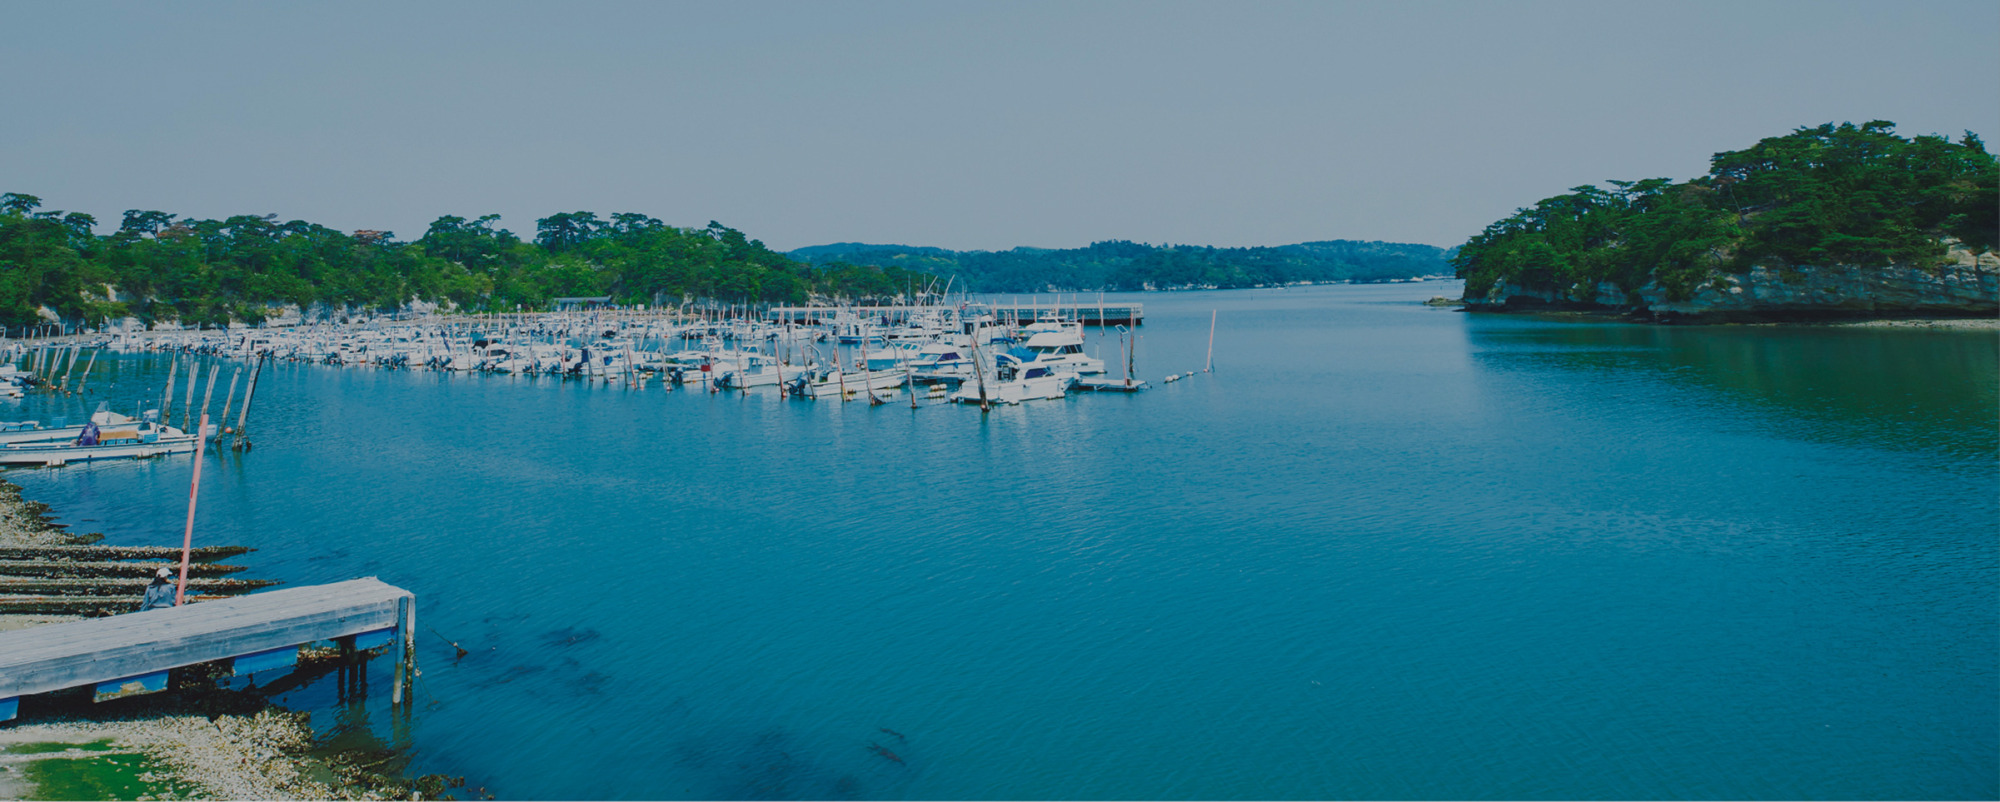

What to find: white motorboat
left=950, top=362, right=1072, bottom=405
left=1018, top=330, right=1105, bottom=374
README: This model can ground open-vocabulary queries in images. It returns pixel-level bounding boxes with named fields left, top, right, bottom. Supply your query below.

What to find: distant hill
left=786, top=239, right=1455, bottom=292
left=788, top=242, right=956, bottom=261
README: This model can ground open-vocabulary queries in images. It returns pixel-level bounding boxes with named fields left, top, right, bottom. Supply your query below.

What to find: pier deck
left=0, top=577, right=414, bottom=722
left=767, top=302, right=1143, bottom=326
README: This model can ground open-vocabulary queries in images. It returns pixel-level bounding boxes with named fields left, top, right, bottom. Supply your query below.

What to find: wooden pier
left=766, top=302, right=1143, bottom=326
left=0, top=578, right=416, bottom=722
left=986, top=303, right=1142, bottom=326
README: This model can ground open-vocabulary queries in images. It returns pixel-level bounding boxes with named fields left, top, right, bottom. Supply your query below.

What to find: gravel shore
left=1830, top=316, right=2000, bottom=329
left=0, top=478, right=85, bottom=632
left=1, top=712, right=356, bottom=800
left=0, top=479, right=472, bottom=800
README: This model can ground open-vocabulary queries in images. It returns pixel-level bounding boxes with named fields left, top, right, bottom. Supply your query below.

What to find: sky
left=4, top=0, right=1996, bottom=252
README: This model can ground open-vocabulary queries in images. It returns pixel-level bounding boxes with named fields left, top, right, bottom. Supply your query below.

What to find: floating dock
left=0, top=577, right=416, bottom=722
left=1074, top=378, right=1151, bottom=392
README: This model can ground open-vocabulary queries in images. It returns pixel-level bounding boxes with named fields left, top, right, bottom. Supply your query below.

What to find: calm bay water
left=8, top=282, right=1996, bottom=799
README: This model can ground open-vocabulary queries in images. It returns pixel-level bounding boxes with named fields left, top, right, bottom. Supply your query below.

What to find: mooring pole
left=197, top=363, right=221, bottom=430
left=73, top=349, right=99, bottom=396
left=183, top=357, right=200, bottom=432
left=1118, top=325, right=1131, bottom=389
left=161, top=358, right=178, bottom=421
left=215, top=368, right=241, bottom=441
left=175, top=413, right=210, bottom=606
left=58, top=345, right=78, bottom=391
left=1205, top=309, right=1216, bottom=373
left=392, top=595, right=408, bottom=705
left=233, top=355, right=263, bottom=451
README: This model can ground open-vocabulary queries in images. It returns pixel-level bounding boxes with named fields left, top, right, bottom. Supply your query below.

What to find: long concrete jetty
left=0, top=577, right=415, bottom=722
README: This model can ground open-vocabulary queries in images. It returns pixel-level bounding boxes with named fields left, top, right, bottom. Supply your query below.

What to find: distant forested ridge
left=0, top=190, right=1454, bottom=334
left=1453, top=121, right=1999, bottom=315
left=0, top=198, right=937, bottom=333
left=788, top=239, right=1455, bottom=292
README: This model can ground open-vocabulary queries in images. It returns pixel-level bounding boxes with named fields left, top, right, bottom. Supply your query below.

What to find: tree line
left=0, top=198, right=936, bottom=333
left=1452, top=121, right=2000, bottom=303
left=0, top=191, right=1462, bottom=335
left=788, top=239, right=1454, bottom=292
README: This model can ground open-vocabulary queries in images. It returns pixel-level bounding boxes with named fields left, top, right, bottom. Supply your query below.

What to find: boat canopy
left=997, top=347, right=1038, bottom=364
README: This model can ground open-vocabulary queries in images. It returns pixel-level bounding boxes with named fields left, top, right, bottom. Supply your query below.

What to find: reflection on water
left=3, top=284, right=1994, bottom=800
left=1470, top=319, right=1998, bottom=458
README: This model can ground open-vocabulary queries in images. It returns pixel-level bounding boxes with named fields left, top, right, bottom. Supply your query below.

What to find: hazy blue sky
left=5, top=1, right=1995, bottom=251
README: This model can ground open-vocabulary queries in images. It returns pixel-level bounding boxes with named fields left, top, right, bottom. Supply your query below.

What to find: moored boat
left=0, top=409, right=201, bottom=467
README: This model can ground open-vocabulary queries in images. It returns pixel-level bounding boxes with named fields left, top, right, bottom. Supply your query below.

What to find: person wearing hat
left=139, top=566, right=177, bottom=612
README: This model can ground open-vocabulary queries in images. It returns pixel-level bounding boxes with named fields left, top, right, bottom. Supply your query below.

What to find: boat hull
left=0, top=436, right=203, bottom=467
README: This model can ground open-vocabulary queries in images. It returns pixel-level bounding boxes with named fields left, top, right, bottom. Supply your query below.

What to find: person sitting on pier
left=139, top=567, right=176, bottom=611
left=75, top=420, right=99, bottom=446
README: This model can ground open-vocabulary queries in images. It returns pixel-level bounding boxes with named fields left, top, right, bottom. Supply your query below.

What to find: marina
left=2, top=3, right=1991, bottom=797
left=0, top=283, right=1989, bottom=799
left=0, top=298, right=1161, bottom=419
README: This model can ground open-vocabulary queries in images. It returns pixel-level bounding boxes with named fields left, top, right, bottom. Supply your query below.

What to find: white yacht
left=1018, top=330, right=1105, bottom=374
left=950, top=362, right=1072, bottom=405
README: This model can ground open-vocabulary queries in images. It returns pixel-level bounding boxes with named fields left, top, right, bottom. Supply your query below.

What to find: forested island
left=788, top=239, right=1454, bottom=293
left=0, top=193, right=1450, bottom=334
left=1453, top=121, right=1999, bottom=319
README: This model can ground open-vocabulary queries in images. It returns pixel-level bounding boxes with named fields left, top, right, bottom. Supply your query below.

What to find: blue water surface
left=8, top=282, right=1995, bottom=799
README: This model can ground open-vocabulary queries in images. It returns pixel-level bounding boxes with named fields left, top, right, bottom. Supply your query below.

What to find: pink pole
left=175, top=413, right=209, bottom=605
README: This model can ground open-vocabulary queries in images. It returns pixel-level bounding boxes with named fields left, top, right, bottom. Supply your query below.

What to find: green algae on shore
left=15, top=750, right=200, bottom=801
left=1, top=737, right=194, bottom=801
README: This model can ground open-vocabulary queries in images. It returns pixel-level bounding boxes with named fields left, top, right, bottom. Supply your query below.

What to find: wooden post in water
left=183, top=357, right=201, bottom=432
left=232, top=355, right=263, bottom=451
left=1129, top=328, right=1138, bottom=385
left=215, top=368, right=242, bottom=441
left=1117, top=325, right=1131, bottom=389
left=773, top=337, right=788, bottom=399
left=58, top=345, right=79, bottom=392
left=1205, top=309, right=1216, bottom=373
left=197, top=363, right=221, bottom=431
left=392, top=595, right=409, bottom=706
left=74, top=349, right=98, bottom=396
left=859, top=328, right=882, bottom=405
left=175, top=413, right=210, bottom=606
left=967, top=335, right=991, bottom=413
left=160, top=358, right=178, bottom=421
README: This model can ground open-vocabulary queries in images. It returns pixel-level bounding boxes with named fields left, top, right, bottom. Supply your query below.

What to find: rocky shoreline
left=0, top=479, right=476, bottom=800
left=0, top=480, right=87, bottom=633
left=1458, top=249, right=1999, bottom=323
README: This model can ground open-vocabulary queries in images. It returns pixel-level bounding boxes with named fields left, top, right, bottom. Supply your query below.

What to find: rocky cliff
left=1465, top=245, right=1999, bottom=321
